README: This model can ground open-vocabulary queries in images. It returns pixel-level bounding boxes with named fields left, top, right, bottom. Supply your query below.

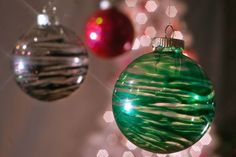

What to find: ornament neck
left=154, top=47, right=183, bottom=55
left=152, top=37, right=184, bottom=53
left=37, top=1, right=59, bottom=27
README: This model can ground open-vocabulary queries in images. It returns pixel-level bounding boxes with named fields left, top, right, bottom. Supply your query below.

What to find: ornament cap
left=37, top=1, right=59, bottom=26
left=152, top=37, right=185, bottom=49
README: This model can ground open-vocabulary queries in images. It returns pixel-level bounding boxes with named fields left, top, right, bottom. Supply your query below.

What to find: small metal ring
left=165, top=25, right=175, bottom=38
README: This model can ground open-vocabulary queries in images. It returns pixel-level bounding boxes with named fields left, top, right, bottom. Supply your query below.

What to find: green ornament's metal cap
left=152, top=37, right=185, bottom=49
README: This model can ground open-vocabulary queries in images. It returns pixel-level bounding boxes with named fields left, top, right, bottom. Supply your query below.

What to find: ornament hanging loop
left=165, top=24, right=175, bottom=38
left=152, top=24, right=184, bottom=49
left=38, top=0, right=59, bottom=26
left=42, top=0, right=56, bottom=14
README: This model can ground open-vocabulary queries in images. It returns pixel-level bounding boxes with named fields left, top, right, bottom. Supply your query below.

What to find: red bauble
left=85, top=7, right=135, bottom=58
left=183, top=49, right=199, bottom=62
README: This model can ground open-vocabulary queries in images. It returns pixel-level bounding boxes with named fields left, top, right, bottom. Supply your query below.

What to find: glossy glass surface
left=112, top=47, right=215, bottom=153
left=85, top=7, right=134, bottom=58
left=12, top=25, right=88, bottom=101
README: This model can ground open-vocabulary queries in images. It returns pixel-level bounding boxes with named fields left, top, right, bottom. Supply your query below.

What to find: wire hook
left=165, top=24, right=175, bottom=38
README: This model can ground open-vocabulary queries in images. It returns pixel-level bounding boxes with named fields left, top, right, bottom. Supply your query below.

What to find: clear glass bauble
left=12, top=25, right=88, bottom=101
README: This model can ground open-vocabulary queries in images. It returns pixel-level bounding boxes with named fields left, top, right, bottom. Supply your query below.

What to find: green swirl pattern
left=112, top=47, right=215, bottom=154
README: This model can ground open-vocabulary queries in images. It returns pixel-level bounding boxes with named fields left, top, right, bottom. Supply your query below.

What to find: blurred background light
left=97, top=149, right=109, bottom=157
left=122, top=151, right=135, bottom=157
left=145, top=0, right=159, bottom=12
left=136, top=13, right=148, bottom=25
left=140, top=35, right=151, bottom=47
left=125, top=0, right=138, bottom=7
left=166, top=6, right=178, bottom=18
left=126, top=140, right=137, bottom=150
left=103, top=111, right=114, bottom=123
left=145, top=26, right=157, bottom=38
left=132, top=38, right=141, bottom=50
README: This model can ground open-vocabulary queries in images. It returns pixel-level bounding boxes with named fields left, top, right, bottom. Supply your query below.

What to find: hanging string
left=165, top=0, right=175, bottom=38
left=168, top=0, right=171, bottom=25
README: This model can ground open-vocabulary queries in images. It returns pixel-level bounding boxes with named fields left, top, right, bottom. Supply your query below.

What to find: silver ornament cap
left=152, top=24, right=185, bottom=49
left=152, top=37, right=185, bottom=49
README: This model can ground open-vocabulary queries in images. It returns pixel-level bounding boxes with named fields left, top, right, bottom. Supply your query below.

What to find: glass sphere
left=112, top=46, right=215, bottom=153
left=85, top=7, right=134, bottom=58
left=12, top=25, right=88, bottom=101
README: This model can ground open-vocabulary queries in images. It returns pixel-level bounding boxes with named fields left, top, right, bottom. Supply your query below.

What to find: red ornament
left=85, top=7, right=135, bottom=58
left=183, top=49, right=199, bottom=62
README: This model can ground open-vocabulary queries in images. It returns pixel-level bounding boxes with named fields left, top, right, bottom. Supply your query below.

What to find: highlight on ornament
left=112, top=28, right=215, bottom=154
left=84, top=0, right=135, bottom=58
left=12, top=1, right=89, bottom=101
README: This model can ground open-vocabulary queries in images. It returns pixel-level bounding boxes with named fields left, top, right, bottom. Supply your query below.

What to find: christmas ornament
left=112, top=31, right=215, bottom=153
left=85, top=2, right=134, bottom=58
left=12, top=2, right=88, bottom=101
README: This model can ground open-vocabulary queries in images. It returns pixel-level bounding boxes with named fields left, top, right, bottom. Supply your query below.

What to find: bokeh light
left=145, top=0, right=159, bottom=12
left=136, top=13, right=148, bottom=25
left=145, top=26, right=157, bottom=38
left=132, top=38, right=141, bottom=50
left=166, top=6, right=178, bottom=18
left=200, top=133, right=212, bottom=145
left=97, top=149, right=109, bottom=157
left=100, top=0, right=111, bottom=10
left=103, top=111, right=114, bottom=123
left=190, top=145, right=202, bottom=157
left=125, top=0, right=138, bottom=7
left=126, top=140, right=137, bottom=150
left=172, top=31, right=184, bottom=39
left=122, top=151, right=135, bottom=157
left=140, top=35, right=151, bottom=47
left=141, top=150, right=153, bottom=157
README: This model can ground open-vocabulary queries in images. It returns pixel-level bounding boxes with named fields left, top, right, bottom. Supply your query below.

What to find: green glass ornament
left=112, top=37, right=215, bottom=154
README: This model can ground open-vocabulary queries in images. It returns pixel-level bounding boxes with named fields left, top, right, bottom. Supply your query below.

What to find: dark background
left=184, top=0, right=236, bottom=155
